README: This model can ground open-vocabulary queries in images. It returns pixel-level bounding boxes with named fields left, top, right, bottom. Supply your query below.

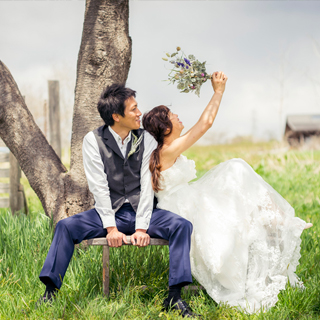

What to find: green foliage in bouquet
left=162, top=47, right=211, bottom=97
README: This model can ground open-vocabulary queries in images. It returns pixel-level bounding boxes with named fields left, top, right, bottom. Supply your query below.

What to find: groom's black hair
left=97, top=83, right=136, bottom=126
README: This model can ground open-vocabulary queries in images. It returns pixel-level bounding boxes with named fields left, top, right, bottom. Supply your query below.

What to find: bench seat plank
left=87, top=236, right=169, bottom=246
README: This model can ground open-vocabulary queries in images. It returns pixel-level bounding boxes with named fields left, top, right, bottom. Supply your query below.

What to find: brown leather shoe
left=163, top=298, right=202, bottom=318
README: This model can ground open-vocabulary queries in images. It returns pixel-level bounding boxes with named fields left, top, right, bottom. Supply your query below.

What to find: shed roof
left=286, top=115, right=320, bottom=131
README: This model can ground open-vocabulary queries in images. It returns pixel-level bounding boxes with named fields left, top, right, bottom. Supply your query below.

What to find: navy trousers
left=39, top=203, right=193, bottom=289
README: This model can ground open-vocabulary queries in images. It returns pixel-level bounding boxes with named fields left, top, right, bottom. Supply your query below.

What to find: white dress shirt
left=108, top=126, right=132, bottom=158
left=82, top=127, right=157, bottom=230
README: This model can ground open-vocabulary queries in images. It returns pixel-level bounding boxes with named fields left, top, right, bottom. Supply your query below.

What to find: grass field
left=0, top=141, right=320, bottom=319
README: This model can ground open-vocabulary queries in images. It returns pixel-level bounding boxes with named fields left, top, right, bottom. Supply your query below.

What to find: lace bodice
left=157, top=155, right=197, bottom=196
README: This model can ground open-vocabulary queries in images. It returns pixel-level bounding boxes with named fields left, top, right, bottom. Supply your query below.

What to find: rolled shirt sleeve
left=82, top=132, right=116, bottom=229
left=135, top=131, right=157, bottom=230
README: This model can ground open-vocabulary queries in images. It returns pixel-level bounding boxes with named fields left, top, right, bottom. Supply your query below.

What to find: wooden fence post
left=9, top=153, right=28, bottom=215
left=48, top=80, right=61, bottom=158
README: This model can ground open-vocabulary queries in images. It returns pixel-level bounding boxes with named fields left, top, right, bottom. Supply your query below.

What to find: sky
left=1, top=0, right=320, bottom=145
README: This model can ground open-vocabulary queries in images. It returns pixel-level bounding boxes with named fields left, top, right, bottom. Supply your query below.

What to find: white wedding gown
left=155, top=155, right=307, bottom=313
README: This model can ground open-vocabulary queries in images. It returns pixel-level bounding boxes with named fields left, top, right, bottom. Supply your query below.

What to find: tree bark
left=0, top=0, right=132, bottom=222
left=68, top=0, right=132, bottom=216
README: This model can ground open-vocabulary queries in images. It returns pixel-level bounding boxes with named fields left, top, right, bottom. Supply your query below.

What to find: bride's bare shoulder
left=159, top=146, right=180, bottom=172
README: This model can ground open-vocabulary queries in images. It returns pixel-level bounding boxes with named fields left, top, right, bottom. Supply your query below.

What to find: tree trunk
left=0, top=0, right=132, bottom=222
left=68, top=0, right=132, bottom=216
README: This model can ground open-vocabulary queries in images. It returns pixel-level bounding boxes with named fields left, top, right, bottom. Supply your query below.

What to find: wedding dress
left=155, top=155, right=307, bottom=313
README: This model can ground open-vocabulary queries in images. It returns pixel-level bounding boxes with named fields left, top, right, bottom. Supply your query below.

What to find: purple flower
left=184, top=58, right=191, bottom=66
left=201, top=73, right=205, bottom=77
left=186, top=66, right=189, bottom=69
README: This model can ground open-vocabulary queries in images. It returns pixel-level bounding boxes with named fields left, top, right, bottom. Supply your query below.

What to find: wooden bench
left=87, top=236, right=169, bottom=296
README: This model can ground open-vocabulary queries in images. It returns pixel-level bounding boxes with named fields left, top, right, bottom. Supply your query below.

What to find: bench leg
left=103, top=245, right=110, bottom=296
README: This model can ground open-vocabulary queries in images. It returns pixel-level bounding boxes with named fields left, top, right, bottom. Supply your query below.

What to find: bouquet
left=162, top=47, right=211, bottom=97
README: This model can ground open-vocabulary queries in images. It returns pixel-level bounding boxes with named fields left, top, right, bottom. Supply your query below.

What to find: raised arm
left=163, top=71, right=227, bottom=159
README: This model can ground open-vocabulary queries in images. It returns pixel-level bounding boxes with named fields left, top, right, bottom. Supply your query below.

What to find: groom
left=39, top=84, right=199, bottom=317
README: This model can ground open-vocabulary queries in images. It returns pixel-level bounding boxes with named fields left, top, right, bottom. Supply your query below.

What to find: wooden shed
left=285, top=115, right=320, bottom=146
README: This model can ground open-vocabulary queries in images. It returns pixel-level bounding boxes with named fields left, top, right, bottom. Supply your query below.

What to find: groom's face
left=117, top=96, right=142, bottom=131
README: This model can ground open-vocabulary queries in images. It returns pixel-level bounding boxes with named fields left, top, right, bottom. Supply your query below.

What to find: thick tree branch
left=0, top=61, right=67, bottom=219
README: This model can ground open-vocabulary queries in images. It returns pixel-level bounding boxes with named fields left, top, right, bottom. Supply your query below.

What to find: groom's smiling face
left=117, top=96, right=142, bottom=131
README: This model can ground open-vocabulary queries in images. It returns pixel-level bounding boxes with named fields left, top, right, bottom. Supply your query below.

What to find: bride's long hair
left=142, top=105, right=172, bottom=192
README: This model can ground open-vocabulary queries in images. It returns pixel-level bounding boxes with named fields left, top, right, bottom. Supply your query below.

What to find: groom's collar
left=102, top=126, right=132, bottom=160
left=108, top=126, right=132, bottom=146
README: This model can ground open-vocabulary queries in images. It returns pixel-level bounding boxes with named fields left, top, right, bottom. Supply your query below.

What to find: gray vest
left=93, top=125, right=145, bottom=213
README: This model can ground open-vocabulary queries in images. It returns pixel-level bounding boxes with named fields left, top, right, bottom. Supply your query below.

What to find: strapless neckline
left=160, top=155, right=183, bottom=174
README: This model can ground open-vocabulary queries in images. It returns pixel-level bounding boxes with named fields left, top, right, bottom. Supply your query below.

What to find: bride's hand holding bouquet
left=162, top=47, right=227, bottom=97
left=211, top=71, right=228, bottom=95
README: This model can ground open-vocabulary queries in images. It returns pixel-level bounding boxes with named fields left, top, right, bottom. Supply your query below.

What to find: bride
left=142, top=71, right=312, bottom=313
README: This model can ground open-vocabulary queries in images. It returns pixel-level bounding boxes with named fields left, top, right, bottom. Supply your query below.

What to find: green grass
left=0, top=142, right=320, bottom=319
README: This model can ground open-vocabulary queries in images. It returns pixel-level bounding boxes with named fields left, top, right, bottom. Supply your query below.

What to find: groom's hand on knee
left=106, top=227, right=128, bottom=247
left=131, top=229, right=150, bottom=247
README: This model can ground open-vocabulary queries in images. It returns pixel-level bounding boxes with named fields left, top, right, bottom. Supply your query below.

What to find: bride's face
left=169, top=111, right=184, bottom=134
